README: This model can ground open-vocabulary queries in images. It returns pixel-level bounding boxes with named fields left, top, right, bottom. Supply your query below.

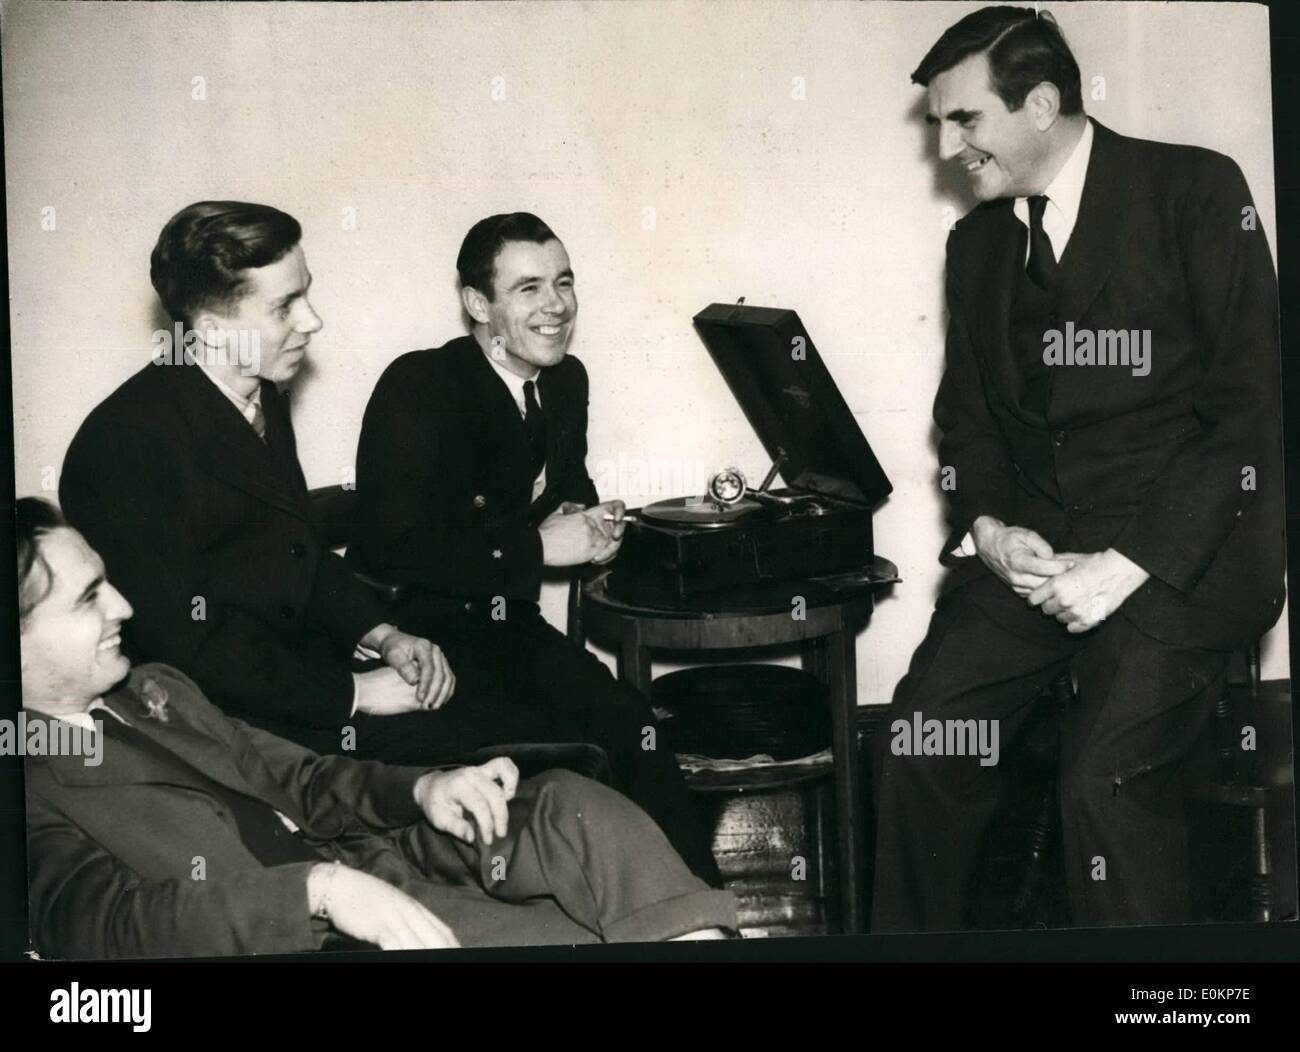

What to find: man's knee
left=525, top=768, right=651, bottom=838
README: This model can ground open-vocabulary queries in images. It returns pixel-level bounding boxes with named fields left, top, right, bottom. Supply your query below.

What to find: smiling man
left=17, top=499, right=737, bottom=957
left=871, top=8, right=1284, bottom=930
left=350, top=213, right=722, bottom=886
left=59, top=202, right=453, bottom=755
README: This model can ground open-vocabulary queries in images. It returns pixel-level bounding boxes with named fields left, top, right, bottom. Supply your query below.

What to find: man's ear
left=189, top=310, right=229, bottom=353
left=1026, top=81, right=1061, bottom=130
left=461, top=285, right=491, bottom=326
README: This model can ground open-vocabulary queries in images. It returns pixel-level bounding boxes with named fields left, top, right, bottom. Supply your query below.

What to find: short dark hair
left=150, top=201, right=302, bottom=324
left=456, top=212, right=559, bottom=300
left=912, top=6, right=1083, bottom=117
left=16, top=497, right=67, bottom=625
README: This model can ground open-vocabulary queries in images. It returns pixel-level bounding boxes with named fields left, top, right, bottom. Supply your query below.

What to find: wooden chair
left=1012, top=643, right=1296, bottom=926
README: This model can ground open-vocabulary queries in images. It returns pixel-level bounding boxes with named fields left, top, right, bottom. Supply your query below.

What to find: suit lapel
left=171, top=364, right=309, bottom=521
left=40, top=681, right=303, bottom=823
left=971, top=118, right=1137, bottom=411
left=463, top=339, right=545, bottom=490
left=1054, top=119, right=1139, bottom=326
left=969, top=203, right=1027, bottom=400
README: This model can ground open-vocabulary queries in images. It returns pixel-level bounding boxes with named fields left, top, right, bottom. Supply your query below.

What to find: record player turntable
left=606, top=303, right=892, bottom=607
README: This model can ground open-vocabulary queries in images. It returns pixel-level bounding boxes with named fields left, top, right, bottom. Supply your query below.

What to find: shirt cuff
left=949, top=531, right=977, bottom=559
left=349, top=643, right=381, bottom=719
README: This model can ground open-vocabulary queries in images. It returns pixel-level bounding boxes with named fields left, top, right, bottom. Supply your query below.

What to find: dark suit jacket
left=24, top=664, right=430, bottom=959
left=935, top=118, right=1285, bottom=650
left=350, top=335, right=600, bottom=601
left=59, top=362, right=388, bottom=729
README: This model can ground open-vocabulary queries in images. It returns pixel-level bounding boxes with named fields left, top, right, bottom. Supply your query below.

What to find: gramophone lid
left=692, top=303, right=893, bottom=506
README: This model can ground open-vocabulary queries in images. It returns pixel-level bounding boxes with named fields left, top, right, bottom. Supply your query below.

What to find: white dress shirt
left=1012, top=117, right=1093, bottom=266
left=950, top=118, right=1094, bottom=559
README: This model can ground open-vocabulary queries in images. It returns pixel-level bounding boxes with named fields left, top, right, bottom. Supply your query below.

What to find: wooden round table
left=576, top=556, right=899, bottom=933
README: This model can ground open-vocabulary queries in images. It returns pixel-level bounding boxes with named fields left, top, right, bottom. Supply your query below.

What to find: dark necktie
left=1026, top=195, right=1058, bottom=290
left=249, top=400, right=268, bottom=443
left=523, top=380, right=547, bottom=479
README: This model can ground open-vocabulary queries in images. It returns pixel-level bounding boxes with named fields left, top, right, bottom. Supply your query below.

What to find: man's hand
left=307, top=864, right=459, bottom=950
left=972, top=515, right=1076, bottom=596
left=352, top=667, right=423, bottom=717
left=377, top=627, right=455, bottom=710
left=413, top=757, right=519, bottom=845
left=1027, top=548, right=1150, bottom=633
left=539, top=501, right=624, bottom=566
left=590, top=500, right=626, bottom=563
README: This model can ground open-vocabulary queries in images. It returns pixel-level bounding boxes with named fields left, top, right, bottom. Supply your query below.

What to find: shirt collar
left=28, top=698, right=129, bottom=733
left=484, top=350, right=540, bottom=414
left=1014, top=117, right=1093, bottom=231
left=197, top=362, right=263, bottom=414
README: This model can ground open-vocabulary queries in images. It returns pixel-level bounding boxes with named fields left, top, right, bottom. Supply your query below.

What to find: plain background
left=2, top=0, right=1286, bottom=695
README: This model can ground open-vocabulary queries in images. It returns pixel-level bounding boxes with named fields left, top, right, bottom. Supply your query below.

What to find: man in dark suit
left=350, top=213, right=722, bottom=885
left=18, top=499, right=737, bottom=957
left=60, top=202, right=455, bottom=755
left=872, top=7, right=1285, bottom=929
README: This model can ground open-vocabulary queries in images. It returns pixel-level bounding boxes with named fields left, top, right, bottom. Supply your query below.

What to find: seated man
left=59, top=201, right=453, bottom=752
left=350, top=213, right=720, bottom=885
left=873, top=7, right=1285, bottom=930
left=18, top=498, right=737, bottom=957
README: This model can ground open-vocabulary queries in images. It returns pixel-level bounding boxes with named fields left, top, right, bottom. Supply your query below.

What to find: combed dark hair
left=150, top=201, right=302, bottom=324
left=912, top=6, right=1082, bottom=116
left=16, top=497, right=66, bottom=624
left=456, top=212, right=559, bottom=300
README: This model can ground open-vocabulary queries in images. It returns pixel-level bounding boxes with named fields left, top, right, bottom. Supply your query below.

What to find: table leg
left=800, top=635, right=829, bottom=685
left=825, top=623, right=862, bottom=933
left=617, top=623, right=654, bottom=696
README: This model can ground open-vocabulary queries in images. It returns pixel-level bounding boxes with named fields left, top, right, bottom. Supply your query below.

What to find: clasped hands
left=352, top=623, right=456, bottom=717
left=971, top=515, right=1149, bottom=633
left=306, top=757, right=518, bottom=951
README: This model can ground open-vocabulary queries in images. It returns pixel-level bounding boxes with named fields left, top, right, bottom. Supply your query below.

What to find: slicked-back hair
left=912, top=6, right=1083, bottom=116
left=150, top=201, right=302, bottom=324
left=16, top=497, right=67, bottom=625
left=456, top=212, right=559, bottom=300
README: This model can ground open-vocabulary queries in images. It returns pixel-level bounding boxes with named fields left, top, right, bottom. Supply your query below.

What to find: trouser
left=265, top=598, right=723, bottom=887
left=871, top=571, right=1228, bottom=931
left=334, top=769, right=738, bottom=946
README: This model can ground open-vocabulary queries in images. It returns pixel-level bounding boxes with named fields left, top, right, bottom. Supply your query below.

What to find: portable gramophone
left=607, top=302, right=892, bottom=606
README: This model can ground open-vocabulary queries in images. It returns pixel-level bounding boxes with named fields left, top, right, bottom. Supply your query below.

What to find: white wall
left=3, top=0, right=1286, bottom=694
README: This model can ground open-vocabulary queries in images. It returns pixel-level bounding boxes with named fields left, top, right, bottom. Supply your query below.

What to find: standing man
left=60, top=202, right=453, bottom=754
left=873, top=8, right=1284, bottom=929
left=351, top=213, right=721, bottom=886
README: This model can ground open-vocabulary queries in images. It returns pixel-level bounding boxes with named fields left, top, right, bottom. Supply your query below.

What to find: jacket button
left=492, top=549, right=503, bottom=560
left=291, top=542, right=307, bottom=558
left=463, top=601, right=474, bottom=612
left=280, top=605, right=294, bottom=620
left=472, top=494, right=487, bottom=509
left=1053, top=430, right=1068, bottom=446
